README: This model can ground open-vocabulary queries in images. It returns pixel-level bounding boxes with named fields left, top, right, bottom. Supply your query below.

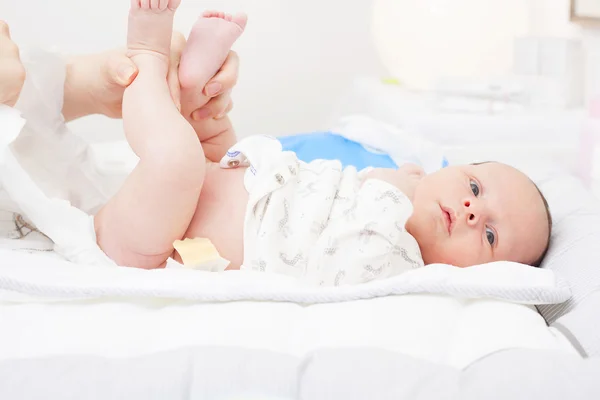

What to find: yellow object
left=381, top=77, right=402, bottom=86
left=173, top=237, right=230, bottom=272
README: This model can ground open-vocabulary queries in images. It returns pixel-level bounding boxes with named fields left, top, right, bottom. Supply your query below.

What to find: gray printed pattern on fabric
left=359, top=222, right=378, bottom=245
left=300, top=162, right=340, bottom=177
left=278, top=199, right=291, bottom=238
left=395, top=221, right=404, bottom=232
left=334, top=190, right=350, bottom=202
left=252, top=259, right=267, bottom=272
left=364, top=263, right=387, bottom=276
left=393, top=246, right=424, bottom=269
left=239, top=139, right=423, bottom=286
left=301, top=179, right=423, bottom=286
left=343, top=203, right=358, bottom=221
left=376, top=190, right=405, bottom=204
left=311, top=221, right=327, bottom=236
left=323, top=239, right=339, bottom=256
left=258, top=194, right=272, bottom=223
left=334, top=270, right=346, bottom=286
left=299, top=181, right=318, bottom=198
left=275, top=173, right=285, bottom=185
left=279, top=252, right=304, bottom=267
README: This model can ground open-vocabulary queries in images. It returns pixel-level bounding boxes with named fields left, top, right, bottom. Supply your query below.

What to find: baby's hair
left=531, top=185, right=552, bottom=267
left=471, top=162, right=552, bottom=268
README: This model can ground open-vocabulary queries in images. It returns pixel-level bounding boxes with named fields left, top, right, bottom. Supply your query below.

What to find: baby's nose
left=462, top=198, right=481, bottom=226
left=466, top=211, right=479, bottom=226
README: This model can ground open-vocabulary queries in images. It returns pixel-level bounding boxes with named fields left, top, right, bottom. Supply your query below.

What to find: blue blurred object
left=278, top=132, right=397, bottom=170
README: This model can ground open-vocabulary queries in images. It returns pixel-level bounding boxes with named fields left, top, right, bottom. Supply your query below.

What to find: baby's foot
left=179, top=11, right=247, bottom=118
left=127, top=0, right=181, bottom=67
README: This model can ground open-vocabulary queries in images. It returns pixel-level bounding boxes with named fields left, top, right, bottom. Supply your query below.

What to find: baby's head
left=405, top=162, right=551, bottom=268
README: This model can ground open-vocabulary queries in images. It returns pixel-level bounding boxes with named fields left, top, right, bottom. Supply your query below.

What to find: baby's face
left=405, top=163, right=549, bottom=267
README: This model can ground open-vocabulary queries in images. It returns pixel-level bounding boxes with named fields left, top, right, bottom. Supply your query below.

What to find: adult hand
left=97, top=32, right=238, bottom=120
left=188, top=50, right=238, bottom=121
left=0, top=21, right=26, bottom=107
left=76, top=32, right=183, bottom=119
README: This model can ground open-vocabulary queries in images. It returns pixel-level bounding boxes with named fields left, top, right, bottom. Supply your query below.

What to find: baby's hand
left=365, top=164, right=424, bottom=202
left=0, top=21, right=26, bottom=107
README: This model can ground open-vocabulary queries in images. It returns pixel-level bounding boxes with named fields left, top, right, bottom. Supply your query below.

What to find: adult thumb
left=107, top=52, right=138, bottom=87
left=0, top=20, right=11, bottom=38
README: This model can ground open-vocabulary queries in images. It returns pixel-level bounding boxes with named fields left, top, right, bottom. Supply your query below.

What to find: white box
left=513, top=37, right=540, bottom=75
left=513, top=37, right=584, bottom=108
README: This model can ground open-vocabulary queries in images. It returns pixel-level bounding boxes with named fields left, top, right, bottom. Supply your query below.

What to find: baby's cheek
left=433, top=235, right=469, bottom=267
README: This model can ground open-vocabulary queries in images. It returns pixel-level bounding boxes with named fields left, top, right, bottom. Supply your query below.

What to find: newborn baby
left=95, top=0, right=551, bottom=286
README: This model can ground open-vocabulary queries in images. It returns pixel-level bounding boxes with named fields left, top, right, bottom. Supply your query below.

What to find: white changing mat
left=0, top=249, right=570, bottom=305
left=0, top=249, right=577, bottom=369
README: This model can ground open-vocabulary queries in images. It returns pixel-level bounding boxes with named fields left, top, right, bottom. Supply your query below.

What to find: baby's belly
left=178, top=164, right=248, bottom=269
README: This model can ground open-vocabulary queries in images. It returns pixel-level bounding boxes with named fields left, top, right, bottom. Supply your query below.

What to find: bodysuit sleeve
left=305, top=179, right=424, bottom=286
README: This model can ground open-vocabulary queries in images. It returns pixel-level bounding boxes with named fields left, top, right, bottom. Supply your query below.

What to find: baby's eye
left=470, top=180, right=480, bottom=197
left=486, top=227, right=495, bottom=246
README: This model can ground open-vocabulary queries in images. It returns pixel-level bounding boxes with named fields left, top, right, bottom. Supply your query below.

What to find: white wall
left=528, top=0, right=582, bottom=37
left=0, top=0, right=385, bottom=141
left=2, top=0, right=600, bottom=142
left=529, top=0, right=600, bottom=103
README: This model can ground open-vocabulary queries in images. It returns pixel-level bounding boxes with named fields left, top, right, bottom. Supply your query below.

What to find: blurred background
left=0, top=0, right=382, bottom=139
left=1, top=0, right=599, bottom=146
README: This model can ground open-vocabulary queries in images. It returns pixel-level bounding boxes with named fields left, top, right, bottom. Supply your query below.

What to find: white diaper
left=220, top=136, right=424, bottom=286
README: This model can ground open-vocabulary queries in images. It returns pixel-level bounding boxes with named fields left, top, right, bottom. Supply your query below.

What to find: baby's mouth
left=440, top=205, right=455, bottom=235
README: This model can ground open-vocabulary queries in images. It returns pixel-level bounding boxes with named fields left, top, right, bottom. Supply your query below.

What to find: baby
left=95, top=0, right=552, bottom=286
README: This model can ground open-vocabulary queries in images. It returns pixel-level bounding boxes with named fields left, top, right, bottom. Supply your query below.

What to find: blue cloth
left=278, top=132, right=397, bottom=171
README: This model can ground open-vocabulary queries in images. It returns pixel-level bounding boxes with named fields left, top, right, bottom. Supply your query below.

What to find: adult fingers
left=0, top=20, right=10, bottom=38
left=203, top=50, right=239, bottom=97
left=192, top=91, right=232, bottom=120
left=106, top=50, right=138, bottom=87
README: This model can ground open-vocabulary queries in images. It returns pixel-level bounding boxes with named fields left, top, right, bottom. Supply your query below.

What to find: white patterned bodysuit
left=220, top=136, right=424, bottom=286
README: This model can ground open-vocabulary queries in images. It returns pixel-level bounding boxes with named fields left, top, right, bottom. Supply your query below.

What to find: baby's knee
left=142, top=139, right=205, bottom=178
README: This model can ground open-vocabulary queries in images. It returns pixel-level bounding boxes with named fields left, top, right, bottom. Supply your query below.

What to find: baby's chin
left=420, top=248, right=479, bottom=268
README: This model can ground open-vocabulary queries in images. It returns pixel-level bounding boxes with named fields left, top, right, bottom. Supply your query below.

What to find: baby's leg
left=179, top=11, right=246, bottom=154
left=179, top=11, right=247, bottom=117
left=95, top=0, right=205, bottom=269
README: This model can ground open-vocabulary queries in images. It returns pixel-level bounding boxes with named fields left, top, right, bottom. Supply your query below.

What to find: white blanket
left=0, top=249, right=570, bottom=305
left=0, top=248, right=577, bottom=369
